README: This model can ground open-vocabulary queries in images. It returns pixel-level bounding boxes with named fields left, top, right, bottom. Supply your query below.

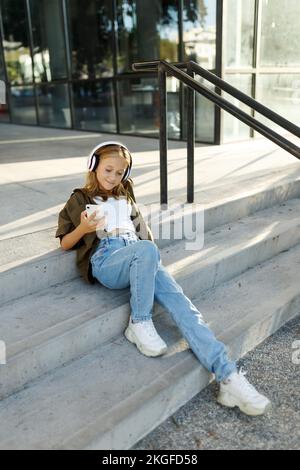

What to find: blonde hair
left=83, top=145, right=134, bottom=202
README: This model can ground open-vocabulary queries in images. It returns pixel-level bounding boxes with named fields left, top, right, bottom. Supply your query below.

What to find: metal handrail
left=133, top=60, right=300, bottom=139
left=162, top=60, right=300, bottom=157
left=132, top=59, right=300, bottom=203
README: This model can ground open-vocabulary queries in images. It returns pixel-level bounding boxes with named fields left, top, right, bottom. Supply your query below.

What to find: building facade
left=0, top=0, right=299, bottom=144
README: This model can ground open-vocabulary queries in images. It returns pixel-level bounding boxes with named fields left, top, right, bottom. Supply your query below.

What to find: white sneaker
left=217, top=368, right=272, bottom=416
left=124, top=316, right=168, bottom=357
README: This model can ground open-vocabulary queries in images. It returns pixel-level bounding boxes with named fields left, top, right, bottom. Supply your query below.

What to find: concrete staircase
left=1, top=168, right=300, bottom=449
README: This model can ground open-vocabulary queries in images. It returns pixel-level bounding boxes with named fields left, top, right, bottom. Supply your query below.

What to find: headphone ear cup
left=123, top=151, right=132, bottom=182
left=122, top=163, right=132, bottom=182
left=91, top=154, right=99, bottom=172
left=122, top=167, right=129, bottom=182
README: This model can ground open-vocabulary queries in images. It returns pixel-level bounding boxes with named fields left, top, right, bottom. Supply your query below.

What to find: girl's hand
left=80, top=210, right=106, bottom=234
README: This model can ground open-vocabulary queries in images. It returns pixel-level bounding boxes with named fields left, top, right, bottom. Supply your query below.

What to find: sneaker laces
left=234, top=367, right=260, bottom=398
left=137, top=319, right=158, bottom=338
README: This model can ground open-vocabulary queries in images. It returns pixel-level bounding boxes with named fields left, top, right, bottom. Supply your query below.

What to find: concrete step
left=0, top=228, right=77, bottom=305
left=1, top=198, right=300, bottom=399
left=2, top=174, right=300, bottom=304
left=0, top=243, right=299, bottom=450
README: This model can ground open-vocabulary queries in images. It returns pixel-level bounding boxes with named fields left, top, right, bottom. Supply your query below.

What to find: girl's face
left=95, top=155, right=128, bottom=192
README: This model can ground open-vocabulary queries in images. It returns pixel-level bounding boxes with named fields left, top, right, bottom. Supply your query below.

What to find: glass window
left=1, top=0, right=33, bottom=85
left=183, top=0, right=216, bottom=70
left=0, top=103, right=9, bottom=122
left=223, top=74, right=252, bottom=142
left=260, top=0, right=300, bottom=67
left=0, top=76, right=5, bottom=102
left=0, top=82, right=9, bottom=122
left=37, top=83, right=71, bottom=127
left=166, top=76, right=180, bottom=139
left=118, top=77, right=158, bottom=136
left=0, top=50, right=9, bottom=122
left=255, top=74, right=300, bottom=133
left=10, top=86, right=37, bottom=124
left=116, top=0, right=179, bottom=74
left=118, top=76, right=180, bottom=138
left=223, top=0, right=255, bottom=68
left=0, top=44, right=6, bottom=80
left=68, top=0, right=114, bottom=80
left=72, top=80, right=116, bottom=132
left=182, top=76, right=215, bottom=143
left=29, top=0, right=67, bottom=82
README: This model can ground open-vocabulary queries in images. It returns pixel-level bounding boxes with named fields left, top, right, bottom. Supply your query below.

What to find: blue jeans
left=90, top=232, right=237, bottom=382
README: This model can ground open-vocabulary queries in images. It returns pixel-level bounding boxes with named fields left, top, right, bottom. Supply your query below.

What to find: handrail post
left=158, top=63, right=168, bottom=205
left=187, top=63, right=195, bottom=203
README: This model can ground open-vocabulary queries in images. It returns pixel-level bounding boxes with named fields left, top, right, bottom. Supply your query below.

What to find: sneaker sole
left=217, top=393, right=272, bottom=416
left=124, top=327, right=168, bottom=357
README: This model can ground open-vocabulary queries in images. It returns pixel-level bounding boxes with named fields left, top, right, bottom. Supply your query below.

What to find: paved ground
left=133, top=315, right=300, bottom=450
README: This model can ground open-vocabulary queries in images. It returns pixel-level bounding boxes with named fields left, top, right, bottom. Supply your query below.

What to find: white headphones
left=87, top=141, right=132, bottom=182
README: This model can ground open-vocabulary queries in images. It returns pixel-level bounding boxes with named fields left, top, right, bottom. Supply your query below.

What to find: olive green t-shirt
left=55, top=187, right=155, bottom=284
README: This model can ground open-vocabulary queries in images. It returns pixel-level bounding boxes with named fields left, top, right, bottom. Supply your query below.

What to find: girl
left=56, top=141, right=271, bottom=417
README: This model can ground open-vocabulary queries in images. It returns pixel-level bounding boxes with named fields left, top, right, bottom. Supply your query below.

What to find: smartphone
left=85, top=204, right=105, bottom=219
